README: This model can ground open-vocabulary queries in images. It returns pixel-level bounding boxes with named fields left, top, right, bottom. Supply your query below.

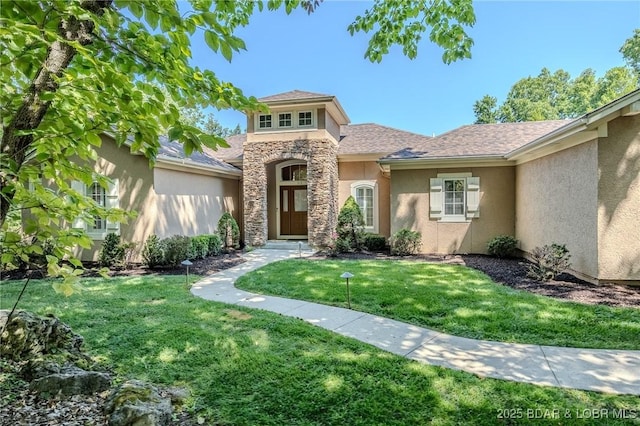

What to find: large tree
left=1, top=0, right=476, bottom=290
left=473, top=30, right=639, bottom=124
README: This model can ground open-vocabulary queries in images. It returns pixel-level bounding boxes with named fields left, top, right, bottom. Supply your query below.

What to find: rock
left=0, top=310, right=84, bottom=360
left=30, top=364, right=111, bottom=396
left=105, top=380, right=172, bottom=426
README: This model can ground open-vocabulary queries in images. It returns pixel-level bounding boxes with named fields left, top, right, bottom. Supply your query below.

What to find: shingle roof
left=383, top=120, right=571, bottom=160
left=338, top=123, right=433, bottom=155
left=258, top=90, right=334, bottom=103
left=211, top=133, right=245, bottom=161
left=158, top=136, right=241, bottom=173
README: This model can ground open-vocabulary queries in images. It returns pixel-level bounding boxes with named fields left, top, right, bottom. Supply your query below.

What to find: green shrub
left=163, top=235, right=191, bottom=267
left=527, top=243, right=572, bottom=281
left=218, top=213, right=240, bottom=250
left=98, top=233, right=125, bottom=268
left=390, top=229, right=422, bottom=256
left=204, top=234, right=222, bottom=256
left=142, top=235, right=164, bottom=269
left=487, top=235, right=518, bottom=258
left=336, top=196, right=365, bottom=252
left=190, top=236, right=210, bottom=260
left=362, top=233, right=387, bottom=251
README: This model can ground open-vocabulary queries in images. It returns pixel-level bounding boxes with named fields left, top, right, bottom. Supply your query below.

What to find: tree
left=473, top=95, right=498, bottom=124
left=619, top=28, right=640, bottom=82
left=1, top=0, right=476, bottom=293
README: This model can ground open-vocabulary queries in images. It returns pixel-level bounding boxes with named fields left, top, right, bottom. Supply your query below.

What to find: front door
left=280, top=186, right=308, bottom=236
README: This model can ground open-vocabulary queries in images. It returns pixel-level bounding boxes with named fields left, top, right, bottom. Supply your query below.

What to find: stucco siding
left=153, top=167, right=239, bottom=238
left=338, top=161, right=391, bottom=237
left=516, top=140, right=599, bottom=279
left=390, top=167, right=515, bottom=254
left=597, top=114, right=640, bottom=281
left=77, top=136, right=156, bottom=261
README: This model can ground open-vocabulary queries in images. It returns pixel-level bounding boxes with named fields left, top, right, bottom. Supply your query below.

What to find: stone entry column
left=242, top=139, right=338, bottom=248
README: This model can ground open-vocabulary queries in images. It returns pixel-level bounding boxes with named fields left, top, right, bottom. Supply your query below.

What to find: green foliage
left=362, top=233, right=387, bottom=251
left=217, top=213, right=240, bottom=250
left=473, top=95, right=498, bottom=124
left=204, top=234, right=222, bottom=257
left=619, top=28, right=640, bottom=82
left=486, top=235, right=518, bottom=258
left=336, top=196, right=365, bottom=252
left=390, top=229, right=422, bottom=256
left=348, top=0, right=476, bottom=64
left=189, top=235, right=210, bottom=260
left=142, top=235, right=164, bottom=269
left=527, top=243, right=572, bottom=282
left=162, top=235, right=191, bottom=268
left=98, top=233, right=125, bottom=268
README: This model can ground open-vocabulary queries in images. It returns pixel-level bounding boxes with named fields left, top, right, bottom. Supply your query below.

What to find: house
left=80, top=89, right=640, bottom=284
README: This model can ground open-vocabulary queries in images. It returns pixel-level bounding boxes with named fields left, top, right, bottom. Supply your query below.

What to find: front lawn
left=235, top=259, right=640, bottom=350
left=1, top=276, right=638, bottom=425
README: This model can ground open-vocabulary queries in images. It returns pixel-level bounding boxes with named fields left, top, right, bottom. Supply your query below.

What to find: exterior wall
left=338, top=161, right=391, bottom=237
left=153, top=167, right=240, bottom=238
left=243, top=138, right=339, bottom=247
left=323, top=108, right=341, bottom=142
left=516, top=140, right=599, bottom=279
left=390, top=167, right=515, bottom=254
left=76, top=136, right=156, bottom=261
left=597, top=114, right=640, bottom=281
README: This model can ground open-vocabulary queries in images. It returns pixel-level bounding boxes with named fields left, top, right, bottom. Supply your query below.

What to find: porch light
left=340, top=272, right=354, bottom=309
left=181, top=259, right=193, bottom=287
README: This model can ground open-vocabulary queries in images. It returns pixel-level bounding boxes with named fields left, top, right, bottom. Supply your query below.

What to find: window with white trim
left=298, top=111, right=312, bottom=126
left=278, top=112, right=292, bottom=128
left=71, top=178, right=120, bottom=239
left=258, top=114, right=272, bottom=129
left=429, top=173, right=479, bottom=221
left=350, top=181, right=378, bottom=231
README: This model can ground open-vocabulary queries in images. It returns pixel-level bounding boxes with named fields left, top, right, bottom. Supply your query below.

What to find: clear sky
left=189, top=1, right=640, bottom=137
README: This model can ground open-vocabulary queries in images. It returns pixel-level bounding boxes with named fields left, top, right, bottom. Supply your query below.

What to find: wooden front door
left=280, top=186, right=308, bottom=236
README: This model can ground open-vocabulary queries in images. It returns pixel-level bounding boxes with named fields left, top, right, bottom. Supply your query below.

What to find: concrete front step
left=262, top=240, right=311, bottom=251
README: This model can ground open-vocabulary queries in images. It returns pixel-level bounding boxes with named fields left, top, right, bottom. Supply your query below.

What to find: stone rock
left=105, top=380, right=172, bottom=426
left=0, top=310, right=84, bottom=360
left=30, top=364, right=111, bottom=396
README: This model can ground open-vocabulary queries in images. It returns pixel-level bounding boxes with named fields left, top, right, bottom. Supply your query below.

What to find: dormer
left=246, top=90, right=350, bottom=143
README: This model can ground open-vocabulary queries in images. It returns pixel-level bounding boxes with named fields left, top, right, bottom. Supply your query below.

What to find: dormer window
left=278, top=112, right=292, bottom=128
left=259, top=114, right=272, bottom=129
left=298, top=111, right=312, bottom=127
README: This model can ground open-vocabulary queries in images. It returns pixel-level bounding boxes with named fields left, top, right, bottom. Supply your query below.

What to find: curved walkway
left=191, top=249, right=640, bottom=396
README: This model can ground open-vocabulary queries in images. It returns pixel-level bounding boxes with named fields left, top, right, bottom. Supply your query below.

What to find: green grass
left=1, top=276, right=639, bottom=425
left=235, top=259, right=640, bottom=350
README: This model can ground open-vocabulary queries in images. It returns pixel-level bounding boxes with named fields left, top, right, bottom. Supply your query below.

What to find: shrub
left=218, top=213, right=240, bottom=250
left=336, top=196, right=365, bottom=252
left=487, top=235, right=518, bottom=258
left=362, top=233, right=387, bottom=251
left=190, top=236, right=210, bottom=260
left=204, top=234, right=222, bottom=256
left=163, top=235, right=191, bottom=267
left=390, top=229, right=422, bottom=256
left=98, top=233, right=125, bottom=268
left=527, top=243, right=572, bottom=282
left=142, top=235, right=165, bottom=269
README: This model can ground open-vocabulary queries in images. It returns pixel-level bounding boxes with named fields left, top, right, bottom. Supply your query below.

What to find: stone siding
left=243, top=138, right=338, bottom=247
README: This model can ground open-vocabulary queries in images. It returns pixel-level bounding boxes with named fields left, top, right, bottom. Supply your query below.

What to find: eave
left=378, top=155, right=512, bottom=172
left=156, top=156, right=242, bottom=179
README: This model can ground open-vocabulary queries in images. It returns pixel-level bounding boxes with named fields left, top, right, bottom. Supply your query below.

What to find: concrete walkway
left=191, top=249, right=640, bottom=396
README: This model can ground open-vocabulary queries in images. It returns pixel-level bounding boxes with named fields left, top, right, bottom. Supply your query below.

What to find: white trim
left=258, top=113, right=273, bottom=129
left=254, top=108, right=318, bottom=133
left=278, top=111, right=293, bottom=128
left=350, top=180, right=378, bottom=233
left=297, top=110, right=314, bottom=128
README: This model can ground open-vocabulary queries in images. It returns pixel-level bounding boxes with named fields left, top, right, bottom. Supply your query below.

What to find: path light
left=181, top=260, right=193, bottom=287
left=340, top=272, right=354, bottom=309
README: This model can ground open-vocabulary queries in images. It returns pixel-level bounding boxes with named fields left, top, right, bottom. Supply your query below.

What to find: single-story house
left=78, top=89, right=640, bottom=284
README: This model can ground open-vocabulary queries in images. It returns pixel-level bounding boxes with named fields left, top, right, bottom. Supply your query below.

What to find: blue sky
left=190, top=1, right=640, bottom=136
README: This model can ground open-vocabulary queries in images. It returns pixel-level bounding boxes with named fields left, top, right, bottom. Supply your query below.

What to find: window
left=258, top=114, right=272, bottom=129
left=351, top=181, right=378, bottom=231
left=71, top=178, right=119, bottom=239
left=429, top=174, right=479, bottom=221
left=281, top=164, right=307, bottom=182
left=298, top=111, right=312, bottom=126
left=278, top=112, right=292, bottom=128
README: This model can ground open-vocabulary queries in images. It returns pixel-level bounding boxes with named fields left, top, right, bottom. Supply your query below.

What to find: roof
left=210, top=133, right=245, bottom=162
left=158, top=136, right=241, bottom=174
left=338, top=123, right=433, bottom=156
left=258, top=90, right=334, bottom=103
left=382, top=120, right=570, bottom=160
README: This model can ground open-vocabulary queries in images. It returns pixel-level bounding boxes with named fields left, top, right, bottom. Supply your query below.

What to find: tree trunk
left=0, top=0, right=112, bottom=228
